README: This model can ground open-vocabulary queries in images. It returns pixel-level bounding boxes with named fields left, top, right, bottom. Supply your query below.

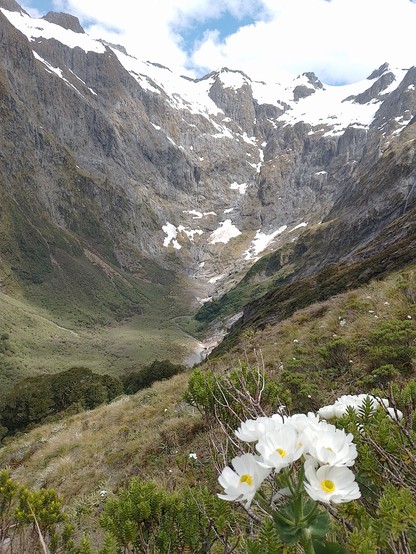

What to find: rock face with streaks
left=0, top=0, right=415, bottom=306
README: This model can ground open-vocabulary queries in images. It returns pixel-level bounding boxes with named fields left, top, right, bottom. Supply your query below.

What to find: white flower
left=218, top=453, right=271, bottom=507
left=318, top=405, right=336, bottom=419
left=256, top=423, right=304, bottom=470
left=304, top=460, right=361, bottom=504
left=303, top=420, right=357, bottom=466
left=235, top=416, right=281, bottom=442
left=284, top=412, right=322, bottom=433
left=189, top=452, right=197, bottom=460
left=387, top=407, right=404, bottom=420
left=99, top=490, right=108, bottom=498
left=318, top=394, right=389, bottom=420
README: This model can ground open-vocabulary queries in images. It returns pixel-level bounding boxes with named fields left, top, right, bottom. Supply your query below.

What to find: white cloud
left=26, top=0, right=416, bottom=84
left=192, top=0, right=416, bottom=84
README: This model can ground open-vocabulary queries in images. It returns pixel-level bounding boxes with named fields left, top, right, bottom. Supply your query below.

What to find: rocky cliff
left=0, top=0, right=415, bottom=328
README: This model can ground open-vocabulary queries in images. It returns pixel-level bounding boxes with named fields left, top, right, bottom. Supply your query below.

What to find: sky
left=20, top=0, right=416, bottom=85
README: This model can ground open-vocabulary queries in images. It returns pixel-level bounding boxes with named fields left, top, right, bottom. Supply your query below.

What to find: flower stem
left=300, top=531, right=316, bottom=554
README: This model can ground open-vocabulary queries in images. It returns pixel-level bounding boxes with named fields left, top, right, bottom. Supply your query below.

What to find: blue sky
left=20, top=0, right=416, bottom=85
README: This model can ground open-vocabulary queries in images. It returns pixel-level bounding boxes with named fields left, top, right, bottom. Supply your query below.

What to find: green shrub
left=123, top=360, right=185, bottom=395
left=318, top=337, right=355, bottom=372
left=0, top=368, right=123, bottom=436
left=185, top=362, right=284, bottom=427
left=363, top=319, right=416, bottom=375
left=0, top=469, right=84, bottom=553
left=99, top=479, right=241, bottom=553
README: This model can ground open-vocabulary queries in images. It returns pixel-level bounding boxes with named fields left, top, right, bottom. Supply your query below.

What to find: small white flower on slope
left=218, top=453, right=271, bottom=508
left=256, top=423, right=303, bottom=470
left=387, top=407, right=404, bottom=420
left=235, top=416, right=281, bottom=442
left=304, top=460, right=361, bottom=504
left=303, top=421, right=357, bottom=466
left=318, top=394, right=389, bottom=419
left=189, top=452, right=197, bottom=460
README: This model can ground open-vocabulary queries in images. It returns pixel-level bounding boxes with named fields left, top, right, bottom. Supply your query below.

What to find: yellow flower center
left=321, top=479, right=336, bottom=493
left=276, top=448, right=286, bottom=458
left=239, top=474, right=253, bottom=486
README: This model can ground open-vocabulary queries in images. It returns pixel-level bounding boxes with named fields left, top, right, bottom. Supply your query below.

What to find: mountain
left=0, top=0, right=415, bottom=373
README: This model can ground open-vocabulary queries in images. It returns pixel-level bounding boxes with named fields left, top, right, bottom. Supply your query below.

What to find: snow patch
left=289, top=222, right=308, bottom=232
left=162, top=222, right=181, bottom=250
left=197, top=296, right=212, bottom=304
left=208, top=274, right=225, bottom=284
left=177, top=225, right=203, bottom=241
left=33, top=52, right=86, bottom=97
left=244, top=226, right=287, bottom=260
left=218, top=70, right=248, bottom=90
left=230, top=182, right=247, bottom=194
left=209, top=220, right=241, bottom=244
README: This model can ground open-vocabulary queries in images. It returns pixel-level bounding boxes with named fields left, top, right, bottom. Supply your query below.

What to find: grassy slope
left=206, top=205, right=416, bottom=357
left=0, top=290, right=198, bottom=389
left=1, top=262, right=414, bottom=517
left=0, top=184, right=202, bottom=393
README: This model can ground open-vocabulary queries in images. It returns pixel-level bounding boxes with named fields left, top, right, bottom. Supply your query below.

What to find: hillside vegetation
left=0, top=262, right=415, bottom=552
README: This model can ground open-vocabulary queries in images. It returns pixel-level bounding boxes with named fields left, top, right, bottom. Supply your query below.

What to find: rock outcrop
left=0, top=1, right=415, bottom=310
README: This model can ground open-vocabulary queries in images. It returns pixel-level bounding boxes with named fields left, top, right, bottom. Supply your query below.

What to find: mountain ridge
left=0, top=0, right=415, bottom=369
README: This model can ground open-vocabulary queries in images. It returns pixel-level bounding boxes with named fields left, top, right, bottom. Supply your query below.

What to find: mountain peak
left=42, top=11, right=85, bottom=34
left=292, top=72, right=323, bottom=101
left=302, top=71, right=324, bottom=89
left=0, top=0, right=27, bottom=13
left=367, top=62, right=391, bottom=80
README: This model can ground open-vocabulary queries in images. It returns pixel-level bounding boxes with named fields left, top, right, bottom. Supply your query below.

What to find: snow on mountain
left=279, top=69, right=408, bottom=136
left=244, top=226, right=288, bottom=260
left=1, top=8, right=105, bottom=53
left=1, top=3, right=415, bottom=297
left=2, top=5, right=407, bottom=137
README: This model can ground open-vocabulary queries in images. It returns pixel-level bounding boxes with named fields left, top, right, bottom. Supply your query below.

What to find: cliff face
left=0, top=1, right=415, bottom=311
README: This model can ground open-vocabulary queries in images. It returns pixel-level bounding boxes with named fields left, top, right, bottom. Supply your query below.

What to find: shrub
left=318, top=337, right=355, bottom=372
left=0, top=368, right=123, bottom=436
left=99, top=479, right=241, bottom=553
left=123, top=360, right=186, bottom=395
left=363, top=319, right=416, bottom=375
left=0, top=469, right=86, bottom=553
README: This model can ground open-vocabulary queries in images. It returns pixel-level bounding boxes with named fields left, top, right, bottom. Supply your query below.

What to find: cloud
left=192, top=0, right=416, bottom=84
left=26, top=0, right=416, bottom=84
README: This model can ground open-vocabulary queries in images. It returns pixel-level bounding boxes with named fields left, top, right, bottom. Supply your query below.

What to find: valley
left=0, top=1, right=415, bottom=551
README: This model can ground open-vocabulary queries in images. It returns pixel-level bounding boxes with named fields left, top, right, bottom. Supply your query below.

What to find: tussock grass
left=0, top=263, right=414, bottom=536
left=0, top=373, right=204, bottom=505
left=204, top=264, right=416, bottom=409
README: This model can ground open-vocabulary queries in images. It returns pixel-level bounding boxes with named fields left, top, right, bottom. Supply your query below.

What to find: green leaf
left=273, top=513, right=303, bottom=544
left=308, top=511, right=330, bottom=539
left=313, top=541, right=351, bottom=554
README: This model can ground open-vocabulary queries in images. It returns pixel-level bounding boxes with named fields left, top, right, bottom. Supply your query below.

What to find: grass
left=0, top=179, right=203, bottom=395
left=0, top=372, right=205, bottom=504
left=1, top=262, right=415, bottom=511
left=207, top=264, right=416, bottom=412
left=0, top=274, right=201, bottom=394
